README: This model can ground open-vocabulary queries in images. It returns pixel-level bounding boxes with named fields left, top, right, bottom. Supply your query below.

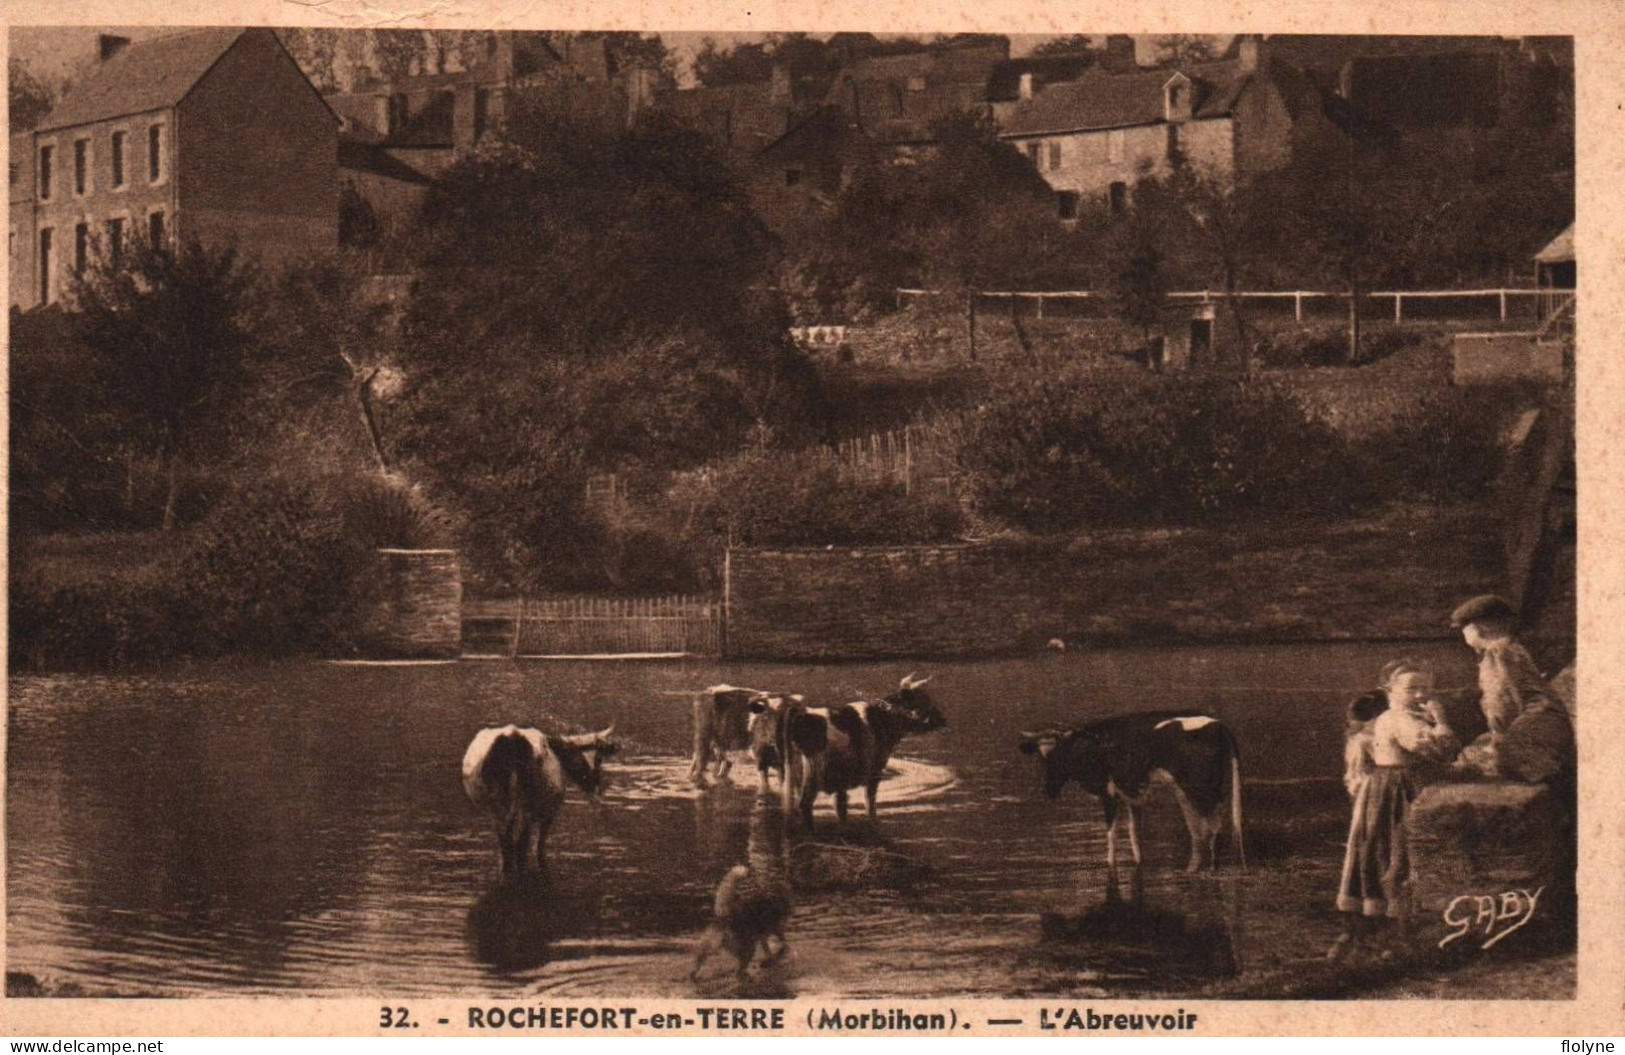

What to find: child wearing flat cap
left=1450, top=594, right=1571, bottom=782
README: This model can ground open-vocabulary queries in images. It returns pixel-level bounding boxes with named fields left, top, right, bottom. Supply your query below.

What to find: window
left=1048, top=141, right=1062, bottom=170
left=906, top=76, right=926, bottom=92
left=1057, top=190, right=1080, bottom=220
left=111, top=131, right=126, bottom=187
left=1109, top=181, right=1128, bottom=215
left=785, top=167, right=803, bottom=187
left=8, top=162, right=16, bottom=187
left=39, top=145, right=53, bottom=200
left=39, top=228, right=53, bottom=304
left=148, top=124, right=164, bottom=182
left=148, top=210, right=166, bottom=246
left=75, top=222, right=90, bottom=274
left=1026, top=142, right=1041, bottom=166
left=1107, top=130, right=1125, bottom=163
left=474, top=88, right=490, bottom=142
left=107, top=217, right=125, bottom=262
left=74, top=138, right=90, bottom=194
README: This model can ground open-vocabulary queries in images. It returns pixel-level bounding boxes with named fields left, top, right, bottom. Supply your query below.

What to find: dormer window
left=1164, top=73, right=1192, bottom=123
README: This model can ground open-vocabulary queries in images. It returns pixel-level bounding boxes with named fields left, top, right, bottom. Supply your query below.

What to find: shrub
left=685, top=445, right=967, bottom=548
left=9, top=555, right=189, bottom=670
left=1252, top=322, right=1436, bottom=370
left=1354, top=383, right=1538, bottom=501
left=955, top=369, right=1368, bottom=530
left=176, top=470, right=462, bottom=656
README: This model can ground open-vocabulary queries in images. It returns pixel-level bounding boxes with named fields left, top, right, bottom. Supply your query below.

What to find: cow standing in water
left=747, top=693, right=806, bottom=805
left=462, top=725, right=617, bottom=879
left=689, top=685, right=801, bottom=791
left=1019, top=712, right=1246, bottom=873
left=788, top=673, right=947, bottom=828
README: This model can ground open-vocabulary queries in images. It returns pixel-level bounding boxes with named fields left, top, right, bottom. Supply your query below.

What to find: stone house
left=11, top=27, right=339, bottom=311
left=322, top=32, right=660, bottom=237
left=9, top=133, right=38, bottom=311
left=996, top=37, right=1332, bottom=220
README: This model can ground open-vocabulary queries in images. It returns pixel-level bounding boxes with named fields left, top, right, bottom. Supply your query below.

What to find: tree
left=254, top=260, right=401, bottom=476
left=691, top=37, right=775, bottom=86
left=1151, top=34, right=1221, bottom=66
left=795, top=112, right=1069, bottom=315
left=1029, top=35, right=1096, bottom=58
left=10, top=57, right=56, bottom=133
left=1241, top=128, right=1441, bottom=363
left=392, top=98, right=824, bottom=586
left=73, top=238, right=261, bottom=529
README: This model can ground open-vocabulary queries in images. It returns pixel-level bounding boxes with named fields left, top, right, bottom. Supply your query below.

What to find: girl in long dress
left=1327, top=659, right=1460, bottom=960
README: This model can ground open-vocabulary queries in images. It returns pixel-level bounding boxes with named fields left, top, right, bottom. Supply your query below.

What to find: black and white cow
left=746, top=693, right=807, bottom=805
left=1019, top=711, right=1246, bottom=873
left=787, top=673, right=946, bottom=828
left=462, top=724, right=617, bottom=878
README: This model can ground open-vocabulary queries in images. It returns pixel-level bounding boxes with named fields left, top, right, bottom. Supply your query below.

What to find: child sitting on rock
left=1449, top=595, right=1572, bottom=784
left=1328, top=659, right=1460, bottom=961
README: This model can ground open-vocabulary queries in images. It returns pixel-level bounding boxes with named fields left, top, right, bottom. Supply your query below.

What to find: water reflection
left=466, top=875, right=601, bottom=973
left=1039, top=867, right=1243, bottom=983
left=691, top=791, right=793, bottom=993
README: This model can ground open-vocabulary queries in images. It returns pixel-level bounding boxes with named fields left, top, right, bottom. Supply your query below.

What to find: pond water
left=6, top=642, right=1478, bottom=998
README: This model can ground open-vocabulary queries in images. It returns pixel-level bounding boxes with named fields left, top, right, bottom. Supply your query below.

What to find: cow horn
left=597, top=725, right=616, bottom=741
left=900, top=672, right=920, bottom=690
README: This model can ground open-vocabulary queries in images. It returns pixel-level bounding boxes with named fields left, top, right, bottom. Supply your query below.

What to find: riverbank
left=10, top=499, right=1510, bottom=670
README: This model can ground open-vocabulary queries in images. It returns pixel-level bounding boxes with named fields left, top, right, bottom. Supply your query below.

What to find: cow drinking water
left=788, top=673, right=947, bottom=828
left=1019, top=712, right=1245, bottom=873
left=462, top=724, right=618, bottom=879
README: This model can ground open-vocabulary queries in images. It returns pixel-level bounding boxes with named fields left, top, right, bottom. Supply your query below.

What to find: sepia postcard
left=4, top=0, right=1623, bottom=1039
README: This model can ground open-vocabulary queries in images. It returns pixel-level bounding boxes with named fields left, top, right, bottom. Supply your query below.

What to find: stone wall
left=1452, top=332, right=1565, bottom=386
left=363, top=548, right=463, bottom=658
left=725, top=504, right=1504, bottom=659
left=728, top=544, right=1065, bottom=660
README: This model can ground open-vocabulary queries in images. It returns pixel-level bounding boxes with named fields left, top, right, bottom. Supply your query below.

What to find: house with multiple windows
left=10, top=27, right=338, bottom=311
left=996, top=37, right=1333, bottom=219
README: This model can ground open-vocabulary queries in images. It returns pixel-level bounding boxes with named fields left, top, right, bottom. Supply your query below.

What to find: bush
left=684, top=445, right=967, bottom=548
left=1252, top=322, right=1436, bottom=370
left=9, top=554, right=189, bottom=670
left=1354, top=383, right=1538, bottom=501
left=956, top=370, right=1368, bottom=530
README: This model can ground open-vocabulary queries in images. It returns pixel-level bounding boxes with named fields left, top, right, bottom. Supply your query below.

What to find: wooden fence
left=834, top=419, right=962, bottom=495
left=897, top=287, right=1555, bottom=324
left=463, top=595, right=722, bottom=657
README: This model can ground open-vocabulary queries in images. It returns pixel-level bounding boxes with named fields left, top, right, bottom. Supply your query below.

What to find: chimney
left=770, top=62, right=792, bottom=105
left=1102, top=34, right=1136, bottom=72
left=1018, top=71, right=1034, bottom=100
left=1237, top=34, right=1263, bottom=73
left=626, top=66, right=659, bottom=129
left=374, top=95, right=391, bottom=136
left=98, top=34, right=132, bottom=62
